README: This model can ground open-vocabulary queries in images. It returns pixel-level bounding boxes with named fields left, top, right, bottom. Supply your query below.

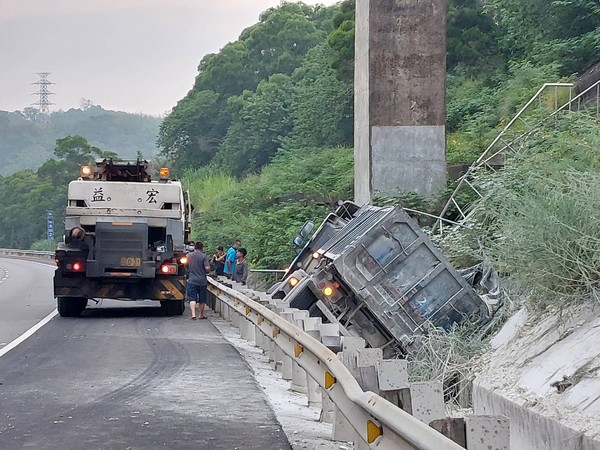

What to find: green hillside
left=0, top=106, right=161, bottom=175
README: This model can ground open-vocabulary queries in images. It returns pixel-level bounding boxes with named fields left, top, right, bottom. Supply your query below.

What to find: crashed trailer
left=282, top=205, right=491, bottom=355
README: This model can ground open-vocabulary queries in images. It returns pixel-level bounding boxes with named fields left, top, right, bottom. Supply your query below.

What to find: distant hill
left=0, top=106, right=161, bottom=175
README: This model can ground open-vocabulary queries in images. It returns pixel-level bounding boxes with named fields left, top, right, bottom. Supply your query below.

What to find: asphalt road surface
left=0, top=258, right=56, bottom=347
left=0, top=258, right=291, bottom=450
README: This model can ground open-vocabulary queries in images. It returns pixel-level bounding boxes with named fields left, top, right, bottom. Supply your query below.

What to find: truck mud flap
left=151, top=278, right=186, bottom=300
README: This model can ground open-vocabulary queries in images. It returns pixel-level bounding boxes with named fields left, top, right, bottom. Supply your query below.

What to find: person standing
left=211, top=246, right=226, bottom=276
left=186, top=241, right=211, bottom=320
left=232, top=247, right=248, bottom=285
left=224, top=239, right=241, bottom=279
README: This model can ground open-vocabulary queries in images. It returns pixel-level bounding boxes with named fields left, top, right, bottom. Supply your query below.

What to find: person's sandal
left=190, top=317, right=197, bottom=320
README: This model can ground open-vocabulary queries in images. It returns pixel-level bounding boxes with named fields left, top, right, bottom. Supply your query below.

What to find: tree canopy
left=0, top=106, right=160, bottom=176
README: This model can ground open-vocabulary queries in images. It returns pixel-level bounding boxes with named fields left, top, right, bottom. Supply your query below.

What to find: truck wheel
left=161, top=300, right=185, bottom=316
left=57, top=297, right=88, bottom=317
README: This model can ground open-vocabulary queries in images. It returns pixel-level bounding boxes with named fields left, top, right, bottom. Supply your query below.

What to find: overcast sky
left=0, top=0, right=339, bottom=116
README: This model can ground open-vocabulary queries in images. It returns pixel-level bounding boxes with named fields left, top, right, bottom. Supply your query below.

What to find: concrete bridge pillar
left=354, top=0, right=447, bottom=204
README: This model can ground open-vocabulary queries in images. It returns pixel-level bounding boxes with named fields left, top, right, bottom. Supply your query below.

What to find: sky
left=0, top=0, right=339, bottom=116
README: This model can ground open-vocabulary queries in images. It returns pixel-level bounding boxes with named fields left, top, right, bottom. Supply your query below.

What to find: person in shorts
left=186, top=241, right=211, bottom=320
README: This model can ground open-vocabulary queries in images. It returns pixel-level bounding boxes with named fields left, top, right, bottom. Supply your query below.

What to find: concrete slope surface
left=0, top=295, right=291, bottom=449
left=474, top=304, right=600, bottom=450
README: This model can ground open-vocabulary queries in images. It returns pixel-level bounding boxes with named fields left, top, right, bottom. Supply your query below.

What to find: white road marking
left=0, top=309, right=58, bottom=358
left=0, top=266, right=9, bottom=284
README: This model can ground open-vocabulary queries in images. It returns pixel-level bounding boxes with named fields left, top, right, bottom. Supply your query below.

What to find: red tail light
left=66, top=261, right=85, bottom=272
left=160, top=263, right=178, bottom=275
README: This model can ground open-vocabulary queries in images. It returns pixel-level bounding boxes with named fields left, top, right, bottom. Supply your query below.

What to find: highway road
left=0, top=258, right=291, bottom=449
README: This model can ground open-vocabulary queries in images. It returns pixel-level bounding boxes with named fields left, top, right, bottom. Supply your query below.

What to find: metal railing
left=247, top=268, right=286, bottom=290
left=207, top=278, right=465, bottom=450
left=433, top=79, right=600, bottom=235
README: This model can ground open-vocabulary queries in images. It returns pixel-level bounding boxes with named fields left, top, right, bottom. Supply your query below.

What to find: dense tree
left=158, top=90, right=222, bottom=170
left=286, top=43, right=353, bottom=149
left=212, top=74, right=293, bottom=176
left=327, top=0, right=355, bottom=81
left=0, top=136, right=122, bottom=249
left=447, top=0, right=502, bottom=71
left=486, top=0, right=600, bottom=73
left=159, top=2, right=338, bottom=174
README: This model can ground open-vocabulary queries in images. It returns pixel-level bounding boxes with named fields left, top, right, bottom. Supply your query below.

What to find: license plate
left=120, top=257, right=141, bottom=267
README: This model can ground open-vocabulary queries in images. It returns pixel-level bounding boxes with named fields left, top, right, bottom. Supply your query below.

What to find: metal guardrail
left=0, top=249, right=54, bottom=260
left=1, top=249, right=463, bottom=448
left=207, top=278, right=464, bottom=450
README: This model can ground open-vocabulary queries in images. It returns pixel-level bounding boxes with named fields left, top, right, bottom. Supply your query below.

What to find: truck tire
left=161, top=300, right=185, bottom=316
left=57, top=297, right=88, bottom=317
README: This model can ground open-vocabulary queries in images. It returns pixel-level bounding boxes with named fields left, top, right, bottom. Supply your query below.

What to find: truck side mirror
left=298, top=221, right=314, bottom=240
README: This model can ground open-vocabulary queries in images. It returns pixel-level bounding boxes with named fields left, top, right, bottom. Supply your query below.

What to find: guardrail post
left=334, top=349, right=381, bottom=445
left=431, top=415, right=510, bottom=449
left=291, top=310, right=310, bottom=395
left=318, top=323, right=343, bottom=425
left=263, top=303, right=278, bottom=369
left=231, top=305, right=241, bottom=328
left=409, top=381, right=446, bottom=425
left=279, top=310, right=295, bottom=380
left=430, top=418, right=467, bottom=447
left=226, top=303, right=234, bottom=322
left=213, top=294, right=220, bottom=314
left=320, top=391, right=335, bottom=424
left=242, top=315, right=256, bottom=342
left=319, top=323, right=342, bottom=351
left=303, top=317, right=323, bottom=408
left=465, top=415, right=510, bottom=450
left=377, top=359, right=409, bottom=392
left=253, top=294, right=270, bottom=351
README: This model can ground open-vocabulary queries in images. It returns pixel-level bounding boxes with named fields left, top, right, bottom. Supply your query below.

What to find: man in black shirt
left=186, top=241, right=211, bottom=320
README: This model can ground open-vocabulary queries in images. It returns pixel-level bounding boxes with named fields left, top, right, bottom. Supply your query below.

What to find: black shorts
left=186, top=283, right=207, bottom=304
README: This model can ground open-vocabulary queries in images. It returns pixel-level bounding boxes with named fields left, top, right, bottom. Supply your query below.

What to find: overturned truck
left=274, top=202, right=496, bottom=355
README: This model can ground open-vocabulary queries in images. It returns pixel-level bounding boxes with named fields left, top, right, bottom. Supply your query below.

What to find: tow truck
left=53, top=159, right=192, bottom=317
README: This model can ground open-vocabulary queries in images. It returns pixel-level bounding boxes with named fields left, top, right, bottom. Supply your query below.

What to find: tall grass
left=486, top=171, right=600, bottom=308
left=472, top=114, right=600, bottom=309
left=181, top=166, right=237, bottom=213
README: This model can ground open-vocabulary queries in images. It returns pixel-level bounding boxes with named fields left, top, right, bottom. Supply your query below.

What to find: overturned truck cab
left=54, top=159, right=192, bottom=317
left=279, top=203, right=495, bottom=356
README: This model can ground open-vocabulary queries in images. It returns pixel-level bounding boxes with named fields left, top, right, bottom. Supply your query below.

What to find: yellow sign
left=120, top=257, right=141, bottom=267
